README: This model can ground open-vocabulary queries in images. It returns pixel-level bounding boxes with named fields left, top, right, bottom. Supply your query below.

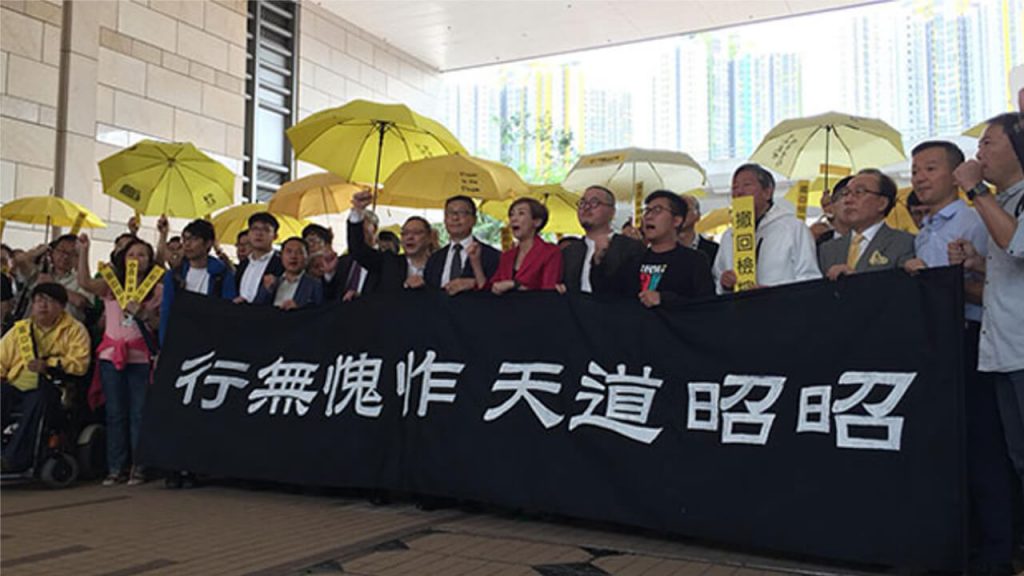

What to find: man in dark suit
left=559, top=185, right=644, bottom=297
left=818, top=169, right=915, bottom=279
left=234, top=212, right=284, bottom=304
left=347, top=190, right=433, bottom=295
left=424, top=195, right=500, bottom=295
left=678, top=193, right=719, bottom=263
left=254, top=237, right=323, bottom=309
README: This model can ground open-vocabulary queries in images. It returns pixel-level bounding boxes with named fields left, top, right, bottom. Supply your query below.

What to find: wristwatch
left=966, top=182, right=990, bottom=200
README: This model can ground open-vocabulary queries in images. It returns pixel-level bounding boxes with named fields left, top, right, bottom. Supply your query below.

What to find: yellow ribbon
left=133, top=266, right=165, bottom=302
left=13, top=320, right=35, bottom=362
left=99, top=263, right=129, bottom=309
left=124, top=259, right=139, bottom=302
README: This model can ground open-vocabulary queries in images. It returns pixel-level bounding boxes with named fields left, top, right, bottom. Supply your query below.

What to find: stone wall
left=1, top=0, right=442, bottom=257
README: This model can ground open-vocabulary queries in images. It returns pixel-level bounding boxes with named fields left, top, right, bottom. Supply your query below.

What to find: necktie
left=448, top=244, right=463, bottom=282
left=846, top=232, right=864, bottom=268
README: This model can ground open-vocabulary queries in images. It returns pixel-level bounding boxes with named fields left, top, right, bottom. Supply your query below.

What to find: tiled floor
left=1, top=480, right=884, bottom=576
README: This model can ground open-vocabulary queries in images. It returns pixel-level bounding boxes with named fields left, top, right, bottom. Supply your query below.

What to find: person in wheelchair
left=1, top=283, right=90, bottom=473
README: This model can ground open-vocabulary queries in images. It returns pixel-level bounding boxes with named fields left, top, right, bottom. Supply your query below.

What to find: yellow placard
left=633, top=181, right=644, bottom=228
left=124, top=259, right=139, bottom=302
left=133, top=266, right=165, bottom=302
left=794, top=179, right=810, bottom=221
left=731, top=195, right=757, bottom=292
left=13, top=320, right=35, bottom=362
left=99, top=263, right=129, bottom=309
left=69, top=212, right=87, bottom=236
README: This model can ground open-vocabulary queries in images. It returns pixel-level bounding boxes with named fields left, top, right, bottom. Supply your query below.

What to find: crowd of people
left=1, top=112, right=1022, bottom=574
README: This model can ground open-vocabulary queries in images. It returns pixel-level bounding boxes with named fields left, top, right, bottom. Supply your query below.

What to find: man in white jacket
left=713, top=163, right=822, bottom=294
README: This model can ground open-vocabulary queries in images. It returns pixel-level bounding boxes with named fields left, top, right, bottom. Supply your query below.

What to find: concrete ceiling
left=313, top=0, right=884, bottom=71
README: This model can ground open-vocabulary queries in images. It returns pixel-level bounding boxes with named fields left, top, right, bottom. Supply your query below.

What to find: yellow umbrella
left=286, top=100, right=467, bottom=202
left=1, top=195, right=106, bottom=228
left=99, top=140, right=235, bottom=218
left=269, top=172, right=366, bottom=218
left=562, top=147, right=706, bottom=226
left=480, top=184, right=584, bottom=236
left=963, top=121, right=985, bottom=137
left=695, top=207, right=730, bottom=235
left=750, top=111, right=905, bottom=191
left=1, top=195, right=106, bottom=239
left=562, top=147, right=707, bottom=199
left=211, top=203, right=309, bottom=245
left=378, top=154, right=526, bottom=209
left=885, top=186, right=920, bottom=234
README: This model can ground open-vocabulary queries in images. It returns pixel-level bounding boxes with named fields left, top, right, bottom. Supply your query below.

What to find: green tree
left=495, top=112, right=576, bottom=185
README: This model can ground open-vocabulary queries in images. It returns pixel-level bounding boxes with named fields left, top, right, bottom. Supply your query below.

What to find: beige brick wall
left=295, top=2, right=443, bottom=179
left=1, top=1, right=64, bottom=248
left=1, top=0, right=443, bottom=256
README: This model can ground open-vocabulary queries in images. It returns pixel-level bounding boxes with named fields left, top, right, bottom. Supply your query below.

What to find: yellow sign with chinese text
left=731, top=195, right=757, bottom=292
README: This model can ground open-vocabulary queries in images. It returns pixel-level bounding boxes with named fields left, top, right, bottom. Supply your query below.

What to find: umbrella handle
left=824, top=126, right=831, bottom=193
left=371, top=123, right=386, bottom=211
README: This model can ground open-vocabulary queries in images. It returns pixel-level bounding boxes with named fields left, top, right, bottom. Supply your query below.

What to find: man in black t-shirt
left=638, top=190, right=715, bottom=307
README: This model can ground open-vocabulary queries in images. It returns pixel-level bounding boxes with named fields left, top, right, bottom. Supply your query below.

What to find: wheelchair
left=1, top=370, right=106, bottom=488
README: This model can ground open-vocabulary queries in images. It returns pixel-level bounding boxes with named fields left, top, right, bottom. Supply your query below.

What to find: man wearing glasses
left=818, top=168, right=915, bottom=280
left=559, top=185, right=644, bottom=297
left=234, top=212, right=283, bottom=304
left=12, top=235, right=92, bottom=323
left=636, top=190, right=714, bottom=308
left=424, top=195, right=500, bottom=296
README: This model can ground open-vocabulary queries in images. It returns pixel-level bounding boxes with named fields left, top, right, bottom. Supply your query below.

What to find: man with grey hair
left=559, top=185, right=644, bottom=296
left=678, top=193, right=719, bottom=264
left=712, top=163, right=821, bottom=293
left=818, top=168, right=915, bottom=279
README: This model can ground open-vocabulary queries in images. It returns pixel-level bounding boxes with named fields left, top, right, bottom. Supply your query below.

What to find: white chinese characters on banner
left=396, top=350, right=465, bottom=418
left=170, top=353, right=915, bottom=452
left=322, top=353, right=384, bottom=418
left=797, top=372, right=916, bottom=451
left=568, top=362, right=663, bottom=444
left=248, top=357, right=321, bottom=416
left=174, top=351, right=251, bottom=410
left=483, top=362, right=565, bottom=429
left=686, top=375, right=785, bottom=445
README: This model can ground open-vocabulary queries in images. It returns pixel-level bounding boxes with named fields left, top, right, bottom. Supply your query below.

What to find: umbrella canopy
left=749, top=111, right=905, bottom=191
left=1, top=195, right=106, bottom=229
left=99, top=140, right=235, bottom=218
left=695, top=207, right=730, bottom=235
left=963, top=121, right=985, bottom=137
left=563, top=147, right=706, bottom=226
left=562, top=147, right=707, bottom=199
left=269, top=172, right=366, bottom=218
left=211, top=203, right=310, bottom=245
left=378, top=154, right=526, bottom=209
left=481, top=184, right=583, bottom=236
left=286, top=100, right=467, bottom=198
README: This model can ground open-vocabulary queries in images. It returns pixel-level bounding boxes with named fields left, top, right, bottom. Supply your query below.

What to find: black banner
left=140, top=268, right=966, bottom=571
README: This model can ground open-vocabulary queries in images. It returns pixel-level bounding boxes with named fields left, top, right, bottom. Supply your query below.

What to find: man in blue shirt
left=904, top=140, right=1013, bottom=573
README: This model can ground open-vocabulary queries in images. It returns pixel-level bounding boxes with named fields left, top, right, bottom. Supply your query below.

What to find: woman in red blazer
left=470, top=198, right=563, bottom=293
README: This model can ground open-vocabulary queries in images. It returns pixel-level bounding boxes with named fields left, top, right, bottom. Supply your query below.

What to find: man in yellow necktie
left=817, top=169, right=916, bottom=280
